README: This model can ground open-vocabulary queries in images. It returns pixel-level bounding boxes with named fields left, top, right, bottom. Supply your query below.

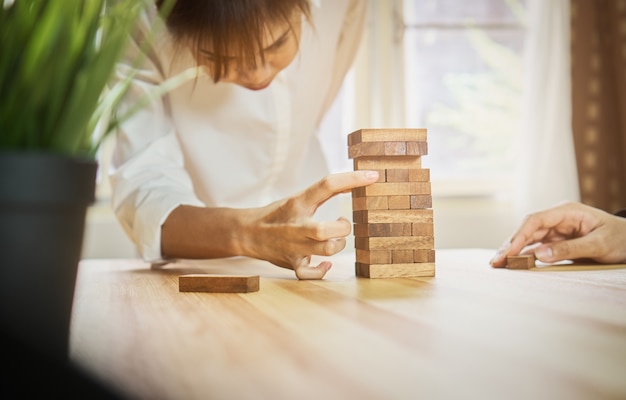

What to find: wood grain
left=353, top=209, right=433, bottom=224
left=355, top=261, right=436, bottom=278
left=354, top=235, right=435, bottom=251
left=352, top=182, right=431, bottom=197
left=347, top=128, right=427, bottom=145
left=506, top=255, right=536, bottom=270
left=179, top=274, right=260, bottom=293
left=70, top=251, right=626, bottom=400
left=353, top=157, right=422, bottom=170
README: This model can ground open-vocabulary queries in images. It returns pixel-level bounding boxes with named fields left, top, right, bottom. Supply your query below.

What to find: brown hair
left=156, top=0, right=311, bottom=82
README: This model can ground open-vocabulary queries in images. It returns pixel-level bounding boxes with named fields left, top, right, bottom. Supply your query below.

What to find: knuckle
left=320, top=238, right=345, bottom=256
left=522, top=212, right=538, bottom=223
left=317, top=176, right=335, bottom=192
left=310, top=224, right=326, bottom=240
left=551, top=241, right=570, bottom=259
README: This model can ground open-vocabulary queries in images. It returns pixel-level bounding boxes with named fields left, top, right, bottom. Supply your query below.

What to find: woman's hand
left=490, top=201, right=626, bottom=267
left=240, top=170, right=379, bottom=279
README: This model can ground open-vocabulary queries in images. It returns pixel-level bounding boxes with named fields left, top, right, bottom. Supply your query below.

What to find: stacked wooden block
left=348, top=128, right=435, bottom=278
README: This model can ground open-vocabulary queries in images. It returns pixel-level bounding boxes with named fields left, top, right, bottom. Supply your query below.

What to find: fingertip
left=295, top=261, right=332, bottom=280
left=337, top=216, right=351, bottom=225
left=363, top=170, right=379, bottom=181
left=490, top=259, right=505, bottom=268
left=489, top=242, right=510, bottom=268
left=489, top=254, right=506, bottom=268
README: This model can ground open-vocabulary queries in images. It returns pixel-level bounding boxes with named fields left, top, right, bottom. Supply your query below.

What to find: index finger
left=301, top=171, right=379, bottom=208
left=507, top=206, right=575, bottom=257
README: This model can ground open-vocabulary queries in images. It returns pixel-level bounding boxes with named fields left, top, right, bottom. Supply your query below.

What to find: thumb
left=534, top=236, right=596, bottom=263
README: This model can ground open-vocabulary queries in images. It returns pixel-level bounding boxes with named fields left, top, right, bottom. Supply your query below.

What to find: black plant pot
left=0, top=151, right=97, bottom=363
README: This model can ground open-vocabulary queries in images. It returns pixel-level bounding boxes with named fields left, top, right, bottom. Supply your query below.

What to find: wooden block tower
left=348, top=128, right=435, bottom=278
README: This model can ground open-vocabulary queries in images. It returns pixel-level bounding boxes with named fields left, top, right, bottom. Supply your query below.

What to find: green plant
left=0, top=0, right=152, bottom=158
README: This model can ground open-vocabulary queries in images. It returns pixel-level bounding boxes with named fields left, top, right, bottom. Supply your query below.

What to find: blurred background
left=82, top=0, right=626, bottom=259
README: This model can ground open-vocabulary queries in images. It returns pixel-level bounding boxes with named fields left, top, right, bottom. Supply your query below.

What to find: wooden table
left=70, top=249, right=626, bottom=400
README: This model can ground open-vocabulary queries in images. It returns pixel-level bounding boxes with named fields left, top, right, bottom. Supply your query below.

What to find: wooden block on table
left=356, top=262, right=435, bottom=278
left=353, top=209, right=433, bottom=224
left=354, top=235, right=435, bottom=251
left=179, top=274, right=260, bottom=293
left=348, top=128, right=427, bottom=145
left=506, top=254, right=536, bottom=270
left=354, top=156, right=422, bottom=171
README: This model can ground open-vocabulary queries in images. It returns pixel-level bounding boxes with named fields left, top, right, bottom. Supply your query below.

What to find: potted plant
left=0, top=0, right=152, bottom=364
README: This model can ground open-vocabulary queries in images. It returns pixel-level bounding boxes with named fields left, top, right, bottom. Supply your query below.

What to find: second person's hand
left=490, top=201, right=626, bottom=267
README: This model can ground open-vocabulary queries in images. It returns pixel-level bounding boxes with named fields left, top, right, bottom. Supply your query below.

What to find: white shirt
left=110, top=0, right=366, bottom=262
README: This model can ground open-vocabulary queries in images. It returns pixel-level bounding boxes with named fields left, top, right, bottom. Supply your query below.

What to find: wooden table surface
left=70, top=249, right=626, bottom=400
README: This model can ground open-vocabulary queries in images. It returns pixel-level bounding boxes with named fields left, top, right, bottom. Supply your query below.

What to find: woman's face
left=198, top=13, right=303, bottom=90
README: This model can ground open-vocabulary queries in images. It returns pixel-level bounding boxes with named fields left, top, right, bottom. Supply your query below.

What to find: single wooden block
left=352, top=196, right=389, bottom=211
left=353, top=223, right=412, bottom=237
left=413, top=249, right=436, bottom=263
left=388, top=195, right=411, bottom=210
left=384, top=141, right=407, bottom=156
left=356, top=262, right=435, bottom=278
left=408, top=169, right=430, bottom=182
left=354, top=156, right=422, bottom=171
left=410, top=195, right=433, bottom=209
left=406, top=141, right=428, bottom=156
left=349, top=141, right=428, bottom=158
left=506, top=255, right=536, bottom=270
left=347, top=128, right=427, bottom=145
left=392, top=250, right=414, bottom=264
left=356, top=249, right=392, bottom=264
left=385, top=169, right=410, bottom=182
left=354, top=236, right=434, bottom=251
left=353, top=209, right=434, bottom=224
left=348, top=142, right=385, bottom=158
left=354, top=182, right=431, bottom=197
left=383, top=168, right=429, bottom=183
left=179, top=274, right=260, bottom=293
left=411, top=223, right=435, bottom=237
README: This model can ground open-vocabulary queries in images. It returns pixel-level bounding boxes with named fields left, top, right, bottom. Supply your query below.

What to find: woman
left=110, top=0, right=373, bottom=279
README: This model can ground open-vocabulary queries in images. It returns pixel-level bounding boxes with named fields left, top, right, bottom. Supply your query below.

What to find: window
left=402, top=0, right=527, bottom=195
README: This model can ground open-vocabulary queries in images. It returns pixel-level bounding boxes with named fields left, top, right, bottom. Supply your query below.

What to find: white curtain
left=515, top=0, right=580, bottom=217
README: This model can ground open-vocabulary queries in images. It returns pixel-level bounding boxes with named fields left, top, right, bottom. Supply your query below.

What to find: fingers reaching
left=300, top=171, right=379, bottom=211
left=489, top=201, right=621, bottom=267
left=302, top=217, right=351, bottom=241
left=490, top=203, right=576, bottom=267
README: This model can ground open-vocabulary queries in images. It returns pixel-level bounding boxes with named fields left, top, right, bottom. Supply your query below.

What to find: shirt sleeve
left=109, top=9, right=204, bottom=263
